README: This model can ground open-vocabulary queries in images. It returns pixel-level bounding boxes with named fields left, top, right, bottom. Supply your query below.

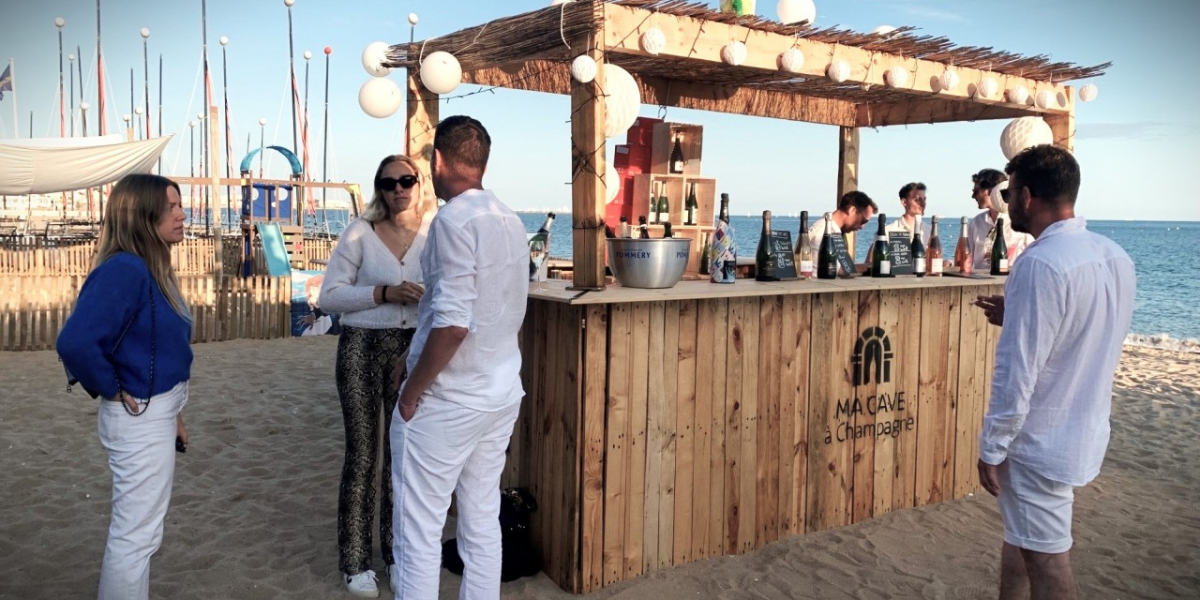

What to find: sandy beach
left=1, top=337, right=1196, bottom=599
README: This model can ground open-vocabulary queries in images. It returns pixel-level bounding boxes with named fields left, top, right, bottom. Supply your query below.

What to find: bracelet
left=381, top=285, right=389, bottom=303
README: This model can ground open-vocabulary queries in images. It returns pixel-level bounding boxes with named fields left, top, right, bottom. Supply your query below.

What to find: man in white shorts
left=975, top=144, right=1135, bottom=600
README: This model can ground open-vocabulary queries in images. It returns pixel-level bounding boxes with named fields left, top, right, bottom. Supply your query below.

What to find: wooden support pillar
left=405, top=71, right=440, bottom=211
left=209, top=104, right=223, bottom=277
left=1045, top=87, right=1075, bottom=153
left=837, top=126, right=860, bottom=259
left=568, top=33, right=607, bottom=291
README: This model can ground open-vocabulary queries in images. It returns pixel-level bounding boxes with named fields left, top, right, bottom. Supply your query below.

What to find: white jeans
left=390, top=396, right=521, bottom=600
left=97, top=381, right=188, bottom=600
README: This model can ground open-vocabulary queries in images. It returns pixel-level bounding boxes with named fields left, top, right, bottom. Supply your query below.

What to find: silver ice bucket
left=606, top=238, right=692, bottom=289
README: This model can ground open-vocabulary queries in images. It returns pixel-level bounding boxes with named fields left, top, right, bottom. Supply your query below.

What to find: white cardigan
left=319, top=213, right=432, bottom=329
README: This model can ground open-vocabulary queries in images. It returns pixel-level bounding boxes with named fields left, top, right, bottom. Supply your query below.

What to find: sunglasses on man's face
left=378, top=175, right=419, bottom=190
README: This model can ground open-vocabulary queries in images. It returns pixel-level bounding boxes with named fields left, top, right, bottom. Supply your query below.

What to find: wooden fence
left=0, top=236, right=336, bottom=275
left=0, top=274, right=291, bottom=351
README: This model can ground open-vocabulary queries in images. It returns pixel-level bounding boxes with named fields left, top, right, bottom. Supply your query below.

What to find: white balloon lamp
left=1006, top=85, right=1029, bottom=105
left=640, top=28, right=666, bottom=55
left=777, top=0, right=816, bottom=25
left=872, top=25, right=896, bottom=35
left=361, top=42, right=392, bottom=77
left=1000, top=117, right=1053, bottom=160
left=420, top=51, right=462, bottom=95
left=1035, top=89, right=1056, bottom=110
left=827, top=59, right=850, bottom=83
left=358, top=77, right=403, bottom=118
left=977, top=77, right=998, bottom=99
left=884, top=65, right=908, bottom=88
left=570, top=55, right=597, bottom=83
left=938, top=69, right=959, bottom=92
left=779, top=48, right=804, bottom=73
left=603, top=64, right=640, bottom=139
left=1079, top=83, right=1099, bottom=102
left=721, top=41, right=747, bottom=66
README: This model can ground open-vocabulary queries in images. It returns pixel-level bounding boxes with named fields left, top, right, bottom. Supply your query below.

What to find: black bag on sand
left=441, top=487, right=542, bottom=582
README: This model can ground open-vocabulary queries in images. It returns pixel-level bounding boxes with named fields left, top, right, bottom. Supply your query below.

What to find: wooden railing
left=0, top=237, right=336, bottom=275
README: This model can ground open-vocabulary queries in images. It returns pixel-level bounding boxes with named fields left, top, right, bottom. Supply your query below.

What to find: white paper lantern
left=640, top=28, right=666, bottom=56
left=938, top=70, right=959, bottom=92
left=884, top=65, right=908, bottom=88
left=779, top=48, right=805, bottom=73
left=570, top=55, right=597, bottom=83
left=407, top=13, right=419, bottom=25
left=827, top=59, right=850, bottom=83
left=1000, top=117, right=1053, bottom=160
left=361, top=41, right=392, bottom=77
left=358, top=77, right=402, bottom=118
left=420, top=51, right=462, bottom=95
left=603, top=64, right=640, bottom=139
left=606, top=163, right=620, bottom=204
left=977, top=77, right=998, bottom=99
left=721, top=41, right=747, bottom=66
left=872, top=25, right=896, bottom=35
left=550, top=0, right=574, bottom=4
left=777, top=0, right=816, bottom=25
left=1006, top=85, right=1029, bottom=105
left=1079, top=83, right=1099, bottom=102
left=1035, top=89, right=1056, bottom=110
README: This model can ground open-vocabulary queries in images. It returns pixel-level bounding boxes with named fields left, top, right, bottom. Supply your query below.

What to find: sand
left=1, top=338, right=1197, bottom=599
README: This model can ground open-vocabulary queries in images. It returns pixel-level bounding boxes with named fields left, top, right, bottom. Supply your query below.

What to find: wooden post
left=405, top=71, right=439, bottom=212
left=837, top=126, right=860, bottom=258
left=1045, top=87, right=1075, bottom=153
left=568, top=31, right=607, bottom=291
left=209, top=105, right=224, bottom=277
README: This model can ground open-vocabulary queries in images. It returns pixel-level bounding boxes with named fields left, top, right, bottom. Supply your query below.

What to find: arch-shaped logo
left=852, top=326, right=893, bottom=387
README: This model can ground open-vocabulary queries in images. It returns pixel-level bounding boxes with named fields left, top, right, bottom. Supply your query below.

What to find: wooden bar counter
left=501, top=275, right=1004, bottom=593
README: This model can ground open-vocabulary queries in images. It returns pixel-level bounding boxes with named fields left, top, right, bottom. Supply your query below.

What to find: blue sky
left=3, top=0, right=1198, bottom=221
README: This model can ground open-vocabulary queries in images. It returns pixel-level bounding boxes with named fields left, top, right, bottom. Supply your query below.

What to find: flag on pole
left=0, top=64, right=13, bottom=100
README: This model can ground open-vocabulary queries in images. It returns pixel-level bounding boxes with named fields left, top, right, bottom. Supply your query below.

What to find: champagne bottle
left=795, top=210, right=814, bottom=279
left=670, top=133, right=685, bottom=174
left=638, top=215, right=650, bottom=239
left=605, top=222, right=617, bottom=239
left=927, top=215, right=943, bottom=276
left=870, top=214, right=892, bottom=277
left=817, top=212, right=837, bottom=280
left=685, top=182, right=698, bottom=226
left=662, top=222, right=674, bottom=238
left=537, top=212, right=555, bottom=235
left=710, top=193, right=737, bottom=284
left=657, top=183, right=670, bottom=224
left=911, top=215, right=927, bottom=278
left=699, top=231, right=711, bottom=275
left=954, top=216, right=972, bottom=274
left=755, top=210, right=778, bottom=282
left=648, top=182, right=659, bottom=224
left=619, top=215, right=631, bottom=238
left=991, top=217, right=1009, bottom=275
left=718, top=193, right=730, bottom=225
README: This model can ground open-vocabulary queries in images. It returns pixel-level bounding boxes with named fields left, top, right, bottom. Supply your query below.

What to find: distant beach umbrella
left=827, top=58, right=850, bottom=83
left=419, top=51, right=462, bottom=95
left=1079, top=83, right=1099, bottom=102
left=1006, top=85, right=1029, bottom=105
left=779, top=48, right=804, bottom=73
left=361, top=41, right=392, bottom=78
left=603, top=64, right=640, bottom=139
left=884, top=65, right=908, bottom=88
left=640, top=28, right=666, bottom=56
left=358, top=77, right=402, bottom=118
left=1000, top=117, right=1053, bottom=160
left=570, top=55, right=597, bottom=84
left=777, top=0, right=815, bottom=25
left=977, top=77, right=999, bottom=99
left=721, top=40, right=747, bottom=66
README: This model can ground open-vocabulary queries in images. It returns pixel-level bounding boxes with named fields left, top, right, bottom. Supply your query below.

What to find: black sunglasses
left=378, top=175, right=418, bottom=190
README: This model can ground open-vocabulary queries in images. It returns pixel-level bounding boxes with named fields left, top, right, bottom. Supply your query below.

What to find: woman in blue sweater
left=57, top=173, right=194, bottom=600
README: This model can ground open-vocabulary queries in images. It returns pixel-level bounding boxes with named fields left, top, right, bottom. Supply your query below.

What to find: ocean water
left=518, top=213, right=1200, bottom=345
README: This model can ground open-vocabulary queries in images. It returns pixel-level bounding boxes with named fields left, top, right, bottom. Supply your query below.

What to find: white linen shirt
left=807, top=214, right=842, bottom=258
left=885, top=216, right=932, bottom=243
left=979, top=217, right=1135, bottom=485
left=406, top=188, right=529, bottom=411
left=319, top=212, right=433, bottom=329
left=967, top=210, right=1033, bottom=271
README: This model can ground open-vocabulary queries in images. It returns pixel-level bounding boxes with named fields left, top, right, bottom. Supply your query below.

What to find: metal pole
left=259, top=120, right=266, bottom=179
left=56, top=19, right=65, bottom=138
left=286, top=1, right=298, bottom=156
left=221, top=38, right=232, bottom=233
left=129, top=68, right=134, bottom=124
left=68, top=54, right=75, bottom=136
left=141, top=29, right=150, bottom=140
left=77, top=45, right=84, bottom=131
left=322, top=47, right=330, bottom=227
left=97, top=0, right=105, bottom=136
left=190, top=121, right=196, bottom=221
left=157, top=53, right=163, bottom=171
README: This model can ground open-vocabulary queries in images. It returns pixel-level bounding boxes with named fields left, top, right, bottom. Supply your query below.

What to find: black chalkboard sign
left=769, top=230, right=798, bottom=280
left=831, top=234, right=857, bottom=277
left=887, top=231, right=914, bottom=275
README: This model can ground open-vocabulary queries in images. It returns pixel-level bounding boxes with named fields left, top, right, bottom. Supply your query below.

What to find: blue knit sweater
left=57, top=252, right=193, bottom=400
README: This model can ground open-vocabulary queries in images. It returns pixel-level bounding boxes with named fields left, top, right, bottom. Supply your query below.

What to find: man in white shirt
left=390, top=115, right=530, bottom=600
left=967, top=168, right=1033, bottom=271
left=886, top=182, right=932, bottom=242
left=806, top=190, right=878, bottom=265
left=974, top=145, right=1135, bottom=600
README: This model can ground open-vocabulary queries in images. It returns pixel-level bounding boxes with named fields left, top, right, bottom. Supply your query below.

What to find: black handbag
left=63, top=285, right=156, bottom=416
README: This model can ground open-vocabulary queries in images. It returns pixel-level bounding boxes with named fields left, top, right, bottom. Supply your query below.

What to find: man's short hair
left=971, top=168, right=1007, bottom=191
left=1005, top=145, right=1080, bottom=207
left=434, top=115, right=491, bottom=172
left=898, top=182, right=927, bottom=199
left=838, top=190, right=878, bottom=213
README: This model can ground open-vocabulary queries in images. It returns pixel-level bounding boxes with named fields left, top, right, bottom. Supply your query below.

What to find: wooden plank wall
left=0, top=275, right=291, bottom=351
left=512, top=283, right=1002, bottom=593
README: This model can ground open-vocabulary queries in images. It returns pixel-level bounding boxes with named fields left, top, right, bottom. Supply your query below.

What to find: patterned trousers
left=336, top=325, right=414, bottom=575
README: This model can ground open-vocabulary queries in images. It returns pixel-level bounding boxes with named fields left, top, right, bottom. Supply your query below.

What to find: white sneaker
left=345, top=570, right=380, bottom=598
left=388, top=564, right=400, bottom=593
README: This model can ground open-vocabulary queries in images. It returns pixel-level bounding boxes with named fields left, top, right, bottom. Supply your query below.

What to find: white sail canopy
left=0, top=135, right=173, bottom=195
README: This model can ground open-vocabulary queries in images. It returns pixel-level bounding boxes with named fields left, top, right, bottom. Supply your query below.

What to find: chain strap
left=115, top=285, right=156, bottom=417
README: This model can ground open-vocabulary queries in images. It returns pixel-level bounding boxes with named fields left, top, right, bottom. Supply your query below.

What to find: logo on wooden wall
left=852, top=326, right=893, bottom=387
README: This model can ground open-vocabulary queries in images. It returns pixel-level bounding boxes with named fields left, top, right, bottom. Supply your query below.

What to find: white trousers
left=390, top=396, right=521, bottom=600
left=96, top=381, right=188, bottom=600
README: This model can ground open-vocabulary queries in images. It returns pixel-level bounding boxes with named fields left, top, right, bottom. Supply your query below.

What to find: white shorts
left=996, top=459, right=1075, bottom=554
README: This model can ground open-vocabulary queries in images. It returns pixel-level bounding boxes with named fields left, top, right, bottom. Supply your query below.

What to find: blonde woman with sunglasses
left=319, top=154, right=432, bottom=597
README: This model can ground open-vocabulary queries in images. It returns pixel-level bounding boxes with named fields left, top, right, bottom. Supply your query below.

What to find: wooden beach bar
left=392, top=0, right=1103, bottom=592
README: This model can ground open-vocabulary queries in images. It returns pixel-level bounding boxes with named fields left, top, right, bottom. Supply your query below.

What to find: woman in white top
left=319, top=154, right=433, bottom=597
left=967, top=180, right=1033, bottom=271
